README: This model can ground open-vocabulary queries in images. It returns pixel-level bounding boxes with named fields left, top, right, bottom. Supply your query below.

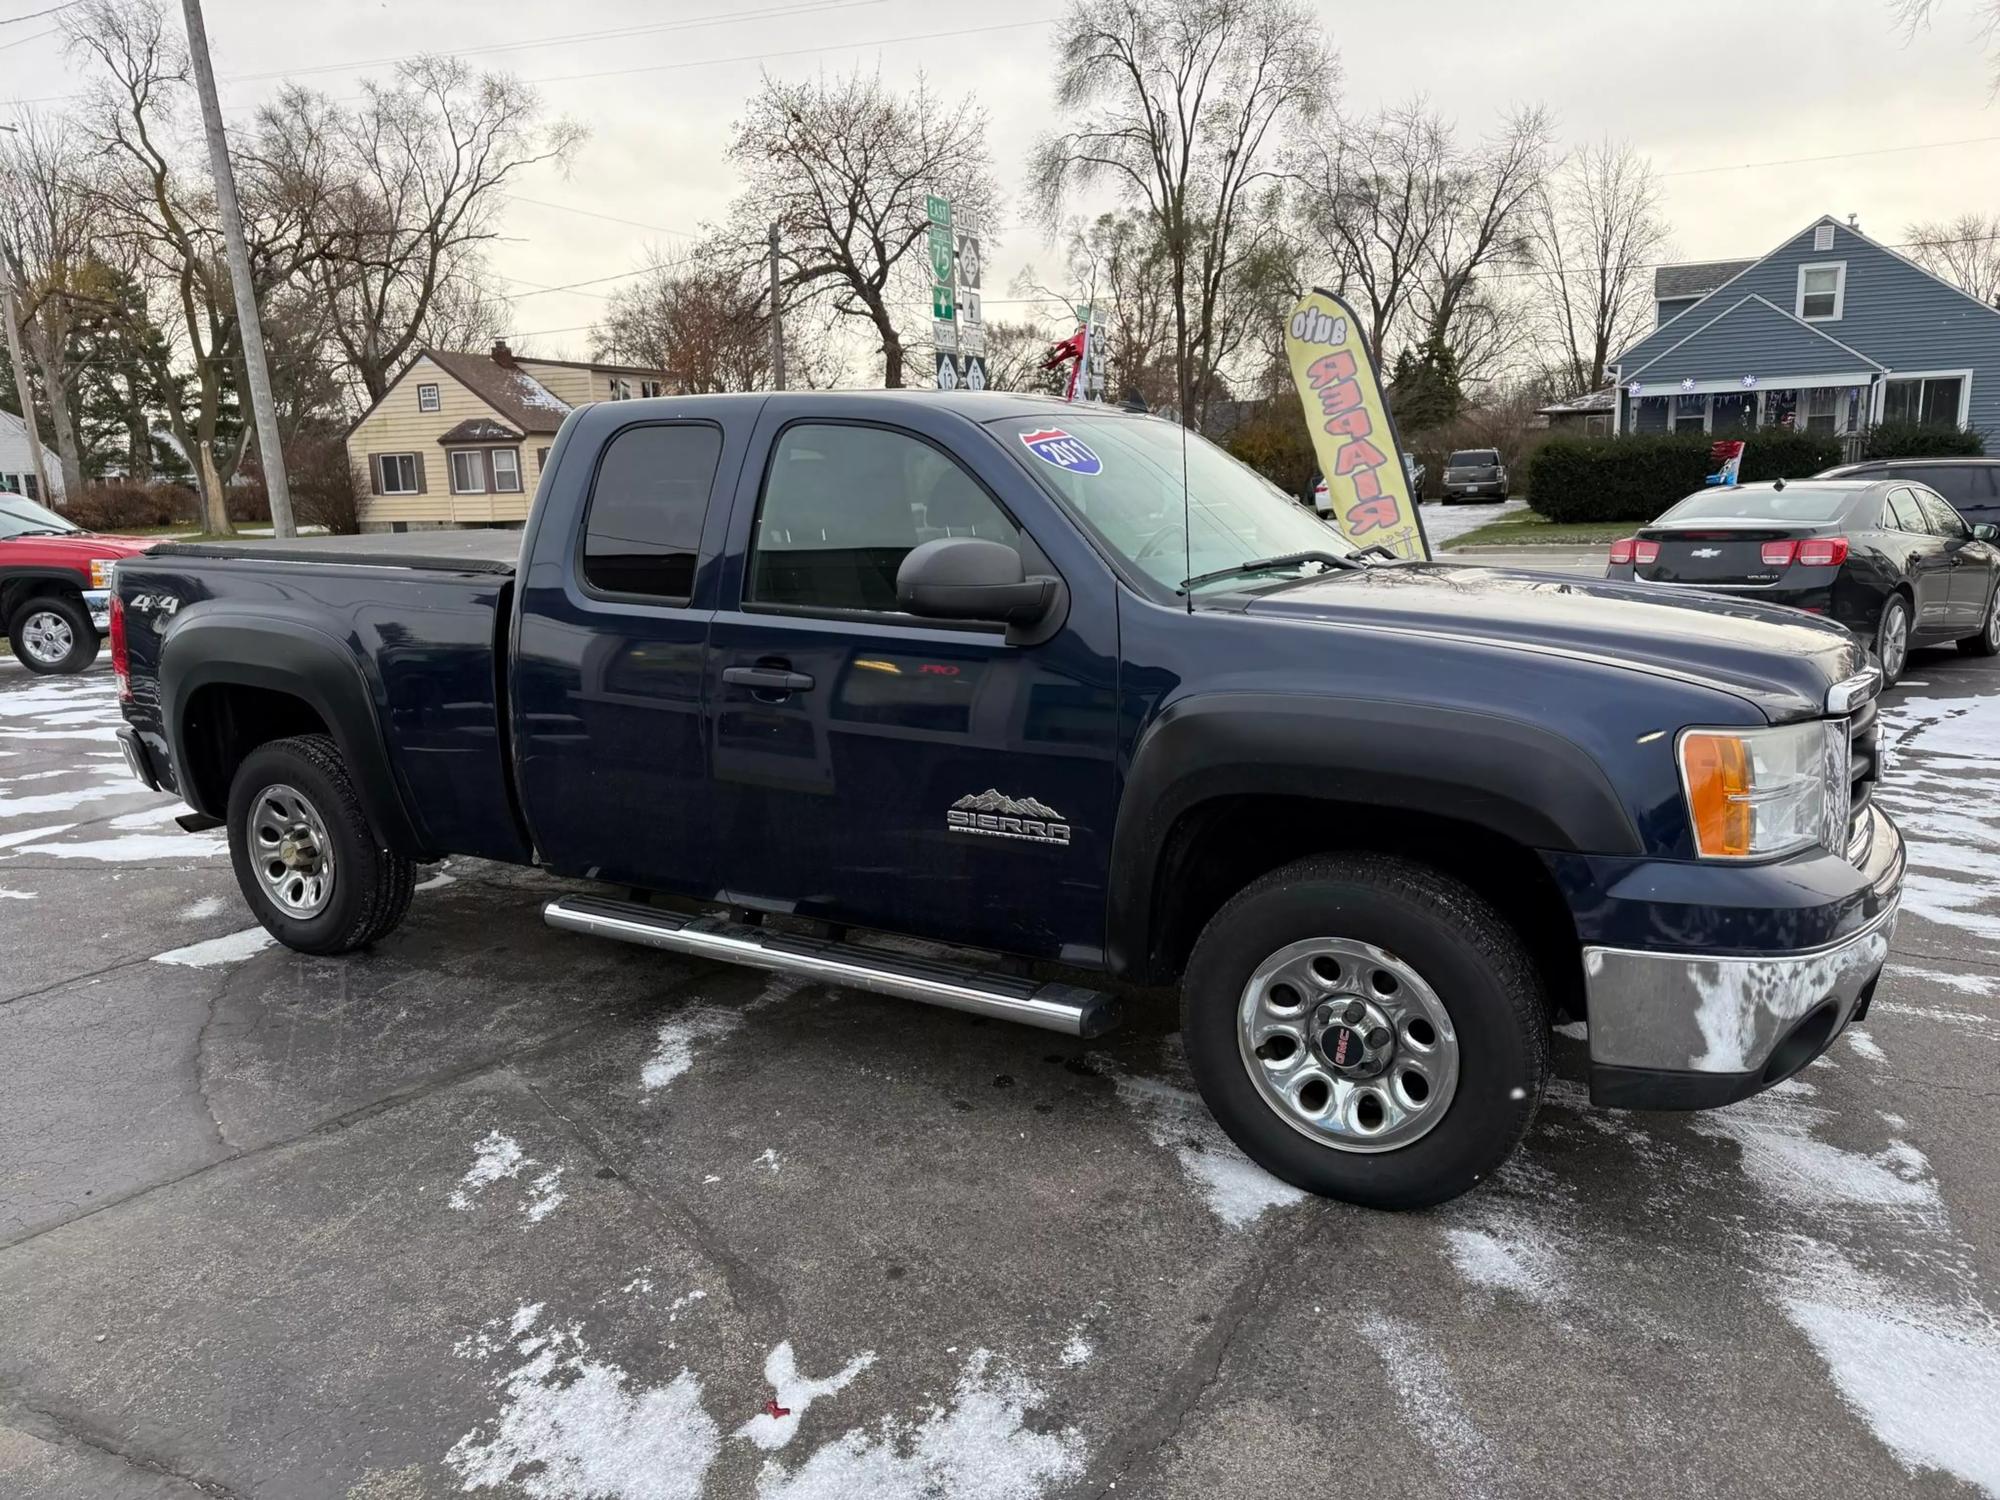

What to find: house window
left=1632, top=395, right=1670, bottom=433
left=449, top=450, right=486, bottom=494
left=490, top=449, right=523, bottom=493
left=1882, top=374, right=1968, bottom=429
left=1800, top=387, right=1856, bottom=434
left=1796, top=262, right=1845, bottom=321
left=417, top=383, right=440, bottom=413
left=22, top=474, right=37, bottom=500
left=537, top=447, right=550, bottom=472
left=1673, top=394, right=1707, bottom=434
left=609, top=377, right=631, bottom=401
left=1711, top=393, right=1757, bottom=432
left=1762, top=389, right=1799, bottom=429
left=376, top=454, right=420, bottom=494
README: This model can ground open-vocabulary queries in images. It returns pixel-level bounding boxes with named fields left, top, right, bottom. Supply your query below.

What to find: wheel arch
left=159, top=608, right=428, bottom=857
left=2, top=568, right=89, bottom=623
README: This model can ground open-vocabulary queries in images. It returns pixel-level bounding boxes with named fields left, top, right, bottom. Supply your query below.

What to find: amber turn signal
left=1680, top=732, right=1754, bottom=857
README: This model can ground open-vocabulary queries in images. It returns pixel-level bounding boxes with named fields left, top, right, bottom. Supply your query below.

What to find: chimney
left=491, top=339, right=517, bottom=369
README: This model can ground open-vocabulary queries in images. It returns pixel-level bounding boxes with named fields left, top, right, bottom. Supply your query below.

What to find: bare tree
left=594, top=251, right=771, bottom=393
left=1031, top=0, right=1335, bottom=426
left=290, top=58, right=583, bottom=403
left=1904, top=212, right=2000, bottom=305
left=1520, top=138, right=1668, bottom=395
left=725, top=68, right=996, bottom=388
left=1412, top=105, right=1554, bottom=363
left=979, top=319, right=1064, bottom=394
left=0, top=112, right=97, bottom=497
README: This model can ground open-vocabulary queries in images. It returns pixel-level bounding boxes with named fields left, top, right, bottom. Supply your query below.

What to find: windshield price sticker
left=1019, top=428, right=1102, bottom=476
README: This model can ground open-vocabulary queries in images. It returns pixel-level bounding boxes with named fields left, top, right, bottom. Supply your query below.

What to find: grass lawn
left=1443, top=512, right=1633, bottom=549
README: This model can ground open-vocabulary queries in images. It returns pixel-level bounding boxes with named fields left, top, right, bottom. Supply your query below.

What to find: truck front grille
left=1845, top=695, right=1880, bottom=860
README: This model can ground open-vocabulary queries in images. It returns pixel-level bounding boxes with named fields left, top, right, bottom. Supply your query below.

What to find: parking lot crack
left=192, top=973, right=243, bottom=1153
left=516, top=1067, right=791, bottom=1342
left=0, top=1388, right=249, bottom=1498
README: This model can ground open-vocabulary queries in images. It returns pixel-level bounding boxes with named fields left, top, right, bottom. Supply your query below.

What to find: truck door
left=706, top=409, right=1120, bottom=966
left=511, top=416, right=738, bottom=896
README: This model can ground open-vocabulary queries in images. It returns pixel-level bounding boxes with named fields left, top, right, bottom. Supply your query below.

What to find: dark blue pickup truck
left=109, top=392, right=1904, bottom=1208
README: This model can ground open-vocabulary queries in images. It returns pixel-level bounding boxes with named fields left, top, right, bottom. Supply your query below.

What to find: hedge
left=1527, top=430, right=1844, bottom=524
left=1859, top=421, right=1986, bottom=460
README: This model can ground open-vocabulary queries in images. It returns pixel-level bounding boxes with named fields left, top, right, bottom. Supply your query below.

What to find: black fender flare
left=2, top=567, right=92, bottom=616
left=1105, top=692, right=1641, bottom=978
left=158, top=606, right=427, bottom=856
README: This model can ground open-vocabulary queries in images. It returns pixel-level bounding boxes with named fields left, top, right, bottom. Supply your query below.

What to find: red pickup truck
left=1, top=493, right=157, bottom=674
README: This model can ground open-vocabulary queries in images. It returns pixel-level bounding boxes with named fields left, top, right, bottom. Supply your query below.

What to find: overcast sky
left=6, top=0, right=1999, bottom=362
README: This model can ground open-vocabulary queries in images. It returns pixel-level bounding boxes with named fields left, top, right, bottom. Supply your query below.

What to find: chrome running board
left=542, top=895, right=1120, bottom=1038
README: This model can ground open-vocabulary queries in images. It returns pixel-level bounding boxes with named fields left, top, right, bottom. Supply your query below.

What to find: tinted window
left=581, top=423, right=723, bottom=599
left=1448, top=450, right=1497, bottom=467
left=1904, top=465, right=1990, bottom=506
left=1885, top=488, right=1928, bottom=532
left=1658, top=486, right=1851, bottom=524
left=1917, top=491, right=1970, bottom=539
left=749, top=424, right=1019, bottom=613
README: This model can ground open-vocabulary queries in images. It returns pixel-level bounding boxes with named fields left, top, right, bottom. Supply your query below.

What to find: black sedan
left=1605, top=478, right=2000, bottom=685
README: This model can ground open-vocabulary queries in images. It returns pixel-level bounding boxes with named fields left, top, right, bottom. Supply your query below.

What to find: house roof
left=1655, top=260, right=1756, bottom=300
left=423, top=350, right=573, bottom=434
left=437, top=416, right=524, bottom=445
left=1626, top=294, right=1887, bottom=385
left=515, top=353, right=674, bottom=378
left=1537, top=387, right=1616, bottom=415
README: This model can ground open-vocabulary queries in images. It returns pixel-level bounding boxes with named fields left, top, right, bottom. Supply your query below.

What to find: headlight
left=90, top=559, right=111, bottom=589
left=1678, top=721, right=1849, bottom=859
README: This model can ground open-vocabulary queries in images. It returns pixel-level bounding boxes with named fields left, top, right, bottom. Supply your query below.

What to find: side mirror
left=1974, top=523, right=1998, bottom=542
left=897, top=537, right=1055, bottom=626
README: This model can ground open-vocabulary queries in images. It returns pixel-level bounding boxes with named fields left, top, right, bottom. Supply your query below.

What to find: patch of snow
left=667, top=1289, right=706, bottom=1318
left=1695, top=1090, right=1939, bottom=1218
left=736, top=1342, right=877, bottom=1451
left=1888, top=964, right=1999, bottom=998
left=1899, top=870, right=2000, bottom=942
left=1357, top=1313, right=1499, bottom=1492
left=642, top=1005, right=745, bottom=1092
left=447, top=1305, right=720, bottom=1500
left=1058, top=1334, right=1093, bottom=1369
left=1845, top=1029, right=1887, bottom=1064
left=756, top=1148, right=782, bottom=1174
left=415, top=867, right=456, bottom=892
left=524, top=1168, right=567, bottom=1225
left=622, top=1277, right=654, bottom=1295
left=1097, top=1056, right=1305, bottom=1228
left=0, top=822, right=75, bottom=850
left=1443, top=1226, right=1565, bottom=1305
left=152, top=926, right=273, bottom=968
left=0, top=887, right=34, bottom=899
left=750, top=1349, right=1083, bottom=1500
left=108, top=806, right=178, bottom=830
left=12, top=832, right=223, bottom=861
left=180, top=895, right=227, bottom=921
left=448, top=1130, right=529, bottom=1211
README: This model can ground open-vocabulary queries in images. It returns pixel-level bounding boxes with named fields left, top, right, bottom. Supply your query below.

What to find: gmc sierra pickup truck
left=109, top=392, right=1905, bottom=1209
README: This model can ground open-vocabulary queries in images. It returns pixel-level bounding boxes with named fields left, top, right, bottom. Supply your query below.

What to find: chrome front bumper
left=1581, top=839, right=1900, bottom=1111
left=84, top=587, right=110, bottom=632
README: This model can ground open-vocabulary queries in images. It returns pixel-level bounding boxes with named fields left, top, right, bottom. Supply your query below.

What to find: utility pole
left=0, top=256, right=51, bottom=508
left=181, top=0, right=295, bottom=537
left=767, top=222, right=785, bottom=391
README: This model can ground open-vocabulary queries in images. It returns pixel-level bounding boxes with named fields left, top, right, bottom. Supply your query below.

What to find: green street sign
left=932, top=284, right=956, bottom=320
left=928, top=224, right=956, bottom=285
left=927, top=194, right=952, bottom=227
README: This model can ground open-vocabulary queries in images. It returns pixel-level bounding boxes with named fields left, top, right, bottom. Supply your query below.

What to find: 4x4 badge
left=948, top=789, right=1071, bottom=846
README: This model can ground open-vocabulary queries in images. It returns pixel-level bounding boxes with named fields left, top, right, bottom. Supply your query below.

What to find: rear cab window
left=581, top=423, right=725, bottom=600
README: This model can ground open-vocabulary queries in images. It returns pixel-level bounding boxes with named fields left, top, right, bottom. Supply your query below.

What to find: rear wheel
left=8, top=594, right=97, bottom=675
left=1875, top=593, right=1911, bottom=686
left=1181, top=853, right=1549, bottom=1210
left=226, top=734, right=414, bottom=955
left=1959, top=583, right=2000, bottom=657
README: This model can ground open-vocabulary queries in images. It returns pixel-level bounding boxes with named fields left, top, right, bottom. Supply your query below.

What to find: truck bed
left=153, top=529, right=521, bottom=575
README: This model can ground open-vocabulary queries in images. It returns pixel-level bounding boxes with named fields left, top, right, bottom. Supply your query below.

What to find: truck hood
left=3, top=531, right=159, bottom=564
left=1235, top=562, right=1866, bottom=720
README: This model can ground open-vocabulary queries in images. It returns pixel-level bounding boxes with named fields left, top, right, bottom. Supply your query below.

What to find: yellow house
left=347, top=341, right=672, bottom=531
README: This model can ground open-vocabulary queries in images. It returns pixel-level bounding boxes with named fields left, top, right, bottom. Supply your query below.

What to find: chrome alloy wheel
left=1879, top=601, right=1909, bottom=680
left=1237, top=938, right=1460, bottom=1153
left=1987, top=588, right=2000, bottom=651
left=251, top=783, right=336, bottom=918
left=19, top=609, right=74, bottom=666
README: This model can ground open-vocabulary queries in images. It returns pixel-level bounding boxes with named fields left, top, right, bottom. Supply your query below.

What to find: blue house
left=1610, top=215, right=2000, bottom=447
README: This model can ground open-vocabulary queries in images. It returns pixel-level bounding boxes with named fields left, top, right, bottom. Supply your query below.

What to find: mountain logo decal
left=947, top=789, right=1071, bottom=846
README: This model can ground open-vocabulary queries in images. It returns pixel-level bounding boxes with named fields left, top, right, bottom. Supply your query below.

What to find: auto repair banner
left=1285, top=289, right=1431, bottom=560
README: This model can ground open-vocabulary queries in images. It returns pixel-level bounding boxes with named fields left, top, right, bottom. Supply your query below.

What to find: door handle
left=723, top=665, right=816, bottom=693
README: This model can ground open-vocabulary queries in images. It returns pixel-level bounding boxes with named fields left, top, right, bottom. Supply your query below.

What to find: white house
left=0, top=409, right=63, bottom=503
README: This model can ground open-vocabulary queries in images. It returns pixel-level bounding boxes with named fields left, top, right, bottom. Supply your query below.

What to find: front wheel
left=8, top=594, right=98, bottom=675
left=1181, top=854, right=1549, bottom=1210
left=226, top=734, right=414, bottom=955
left=1875, top=593, right=1912, bottom=686
left=1959, top=584, right=2000, bottom=657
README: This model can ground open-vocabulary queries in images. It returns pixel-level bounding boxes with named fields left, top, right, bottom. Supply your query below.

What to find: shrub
left=1859, top=422, right=1985, bottom=460
left=60, top=482, right=198, bottom=532
left=1527, top=430, right=1844, bottom=524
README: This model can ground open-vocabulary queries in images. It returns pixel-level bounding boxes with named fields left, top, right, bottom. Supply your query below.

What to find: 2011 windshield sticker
left=1020, top=428, right=1102, bottom=476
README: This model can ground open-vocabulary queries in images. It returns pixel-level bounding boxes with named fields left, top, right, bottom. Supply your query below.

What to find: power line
left=1659, top=133, right=2000, bottom=177
left=0, top=22, right=55, bottom=49
left=504, top=195, right=698, bottom=241
left=0, top=2, right=76, bottom=24
left=219, top=0, right=894, bottom=84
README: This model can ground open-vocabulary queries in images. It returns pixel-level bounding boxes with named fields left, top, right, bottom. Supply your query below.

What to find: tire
left=1959, top=583, right=2000, bottom=658
left=7, top=593, right=98, bottom=675
left=1874, top=593, right=1912, bottom=687
left=226, top=734, right=415, bottom=955
left=1181, top=853, right=1549, bottom=1211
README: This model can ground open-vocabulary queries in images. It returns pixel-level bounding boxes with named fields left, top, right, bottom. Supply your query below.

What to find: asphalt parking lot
left=3, top=642, right=1998, bottom=1500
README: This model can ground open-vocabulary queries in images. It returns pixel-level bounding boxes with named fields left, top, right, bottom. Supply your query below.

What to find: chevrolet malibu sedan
left=1605, top=478, right=2000, bottom=685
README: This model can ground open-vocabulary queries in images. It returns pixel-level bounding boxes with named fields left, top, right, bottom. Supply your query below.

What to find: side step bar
left=542, top=895, right=1120, bottom=1038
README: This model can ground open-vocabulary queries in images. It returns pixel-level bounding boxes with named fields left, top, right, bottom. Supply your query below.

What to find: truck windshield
left=0, top=495, right=78, bottom=539
left=995, top=413, right=1356, bottom=593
